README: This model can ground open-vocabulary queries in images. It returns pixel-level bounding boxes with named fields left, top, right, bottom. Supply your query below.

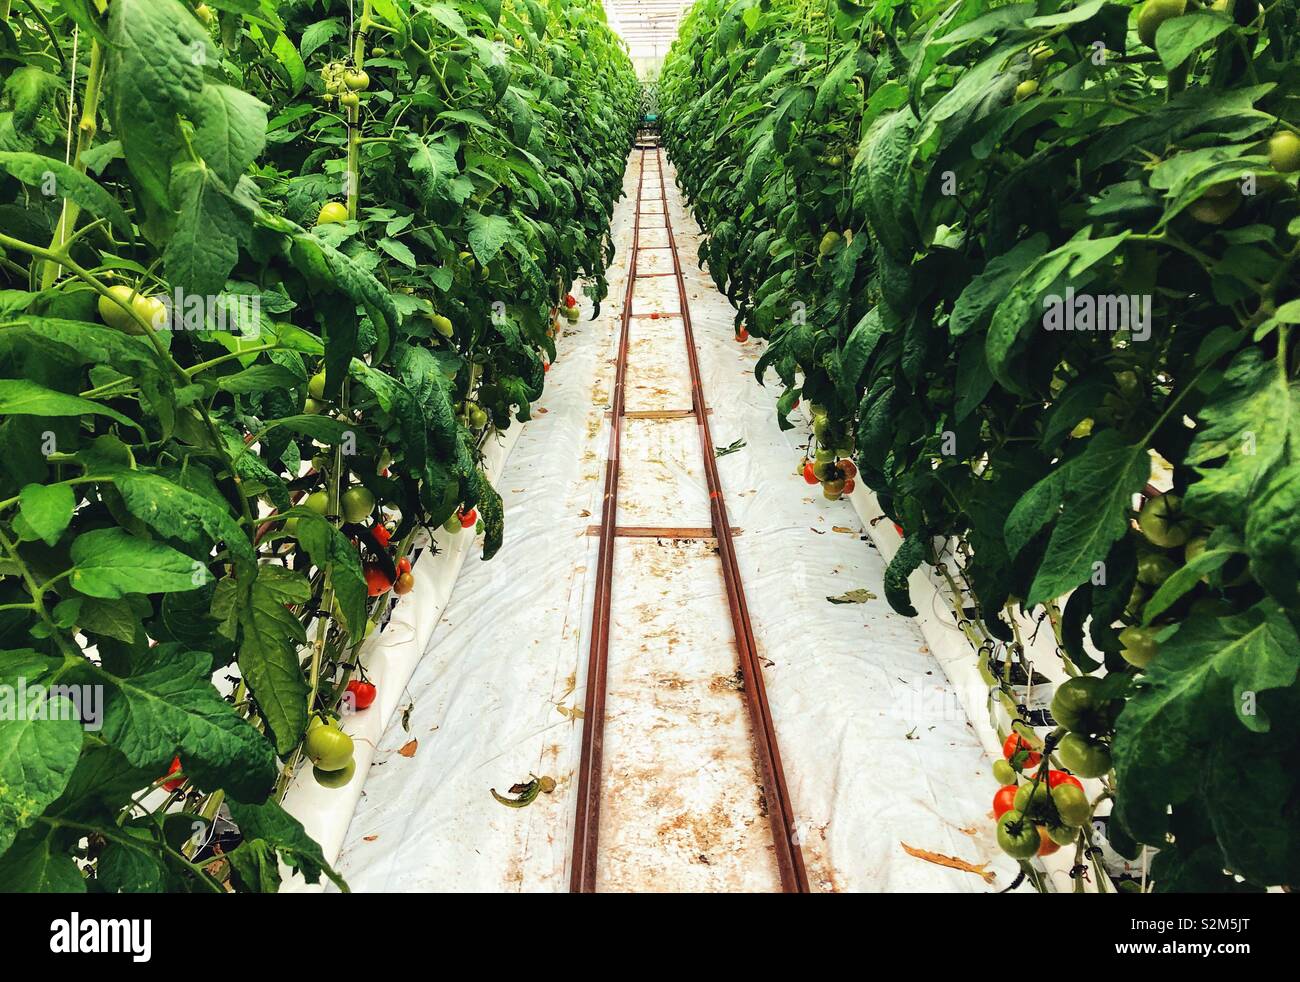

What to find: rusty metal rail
left=569, top=143, right=809, bottom=893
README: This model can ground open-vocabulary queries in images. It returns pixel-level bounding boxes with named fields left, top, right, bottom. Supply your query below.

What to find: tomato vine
left=662, top=0, right=1299, bottom=891
left=0, top=0, right=636, bottom=892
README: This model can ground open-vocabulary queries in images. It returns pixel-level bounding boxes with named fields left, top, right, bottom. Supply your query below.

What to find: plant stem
left=42, top=39, right=104, bottom=290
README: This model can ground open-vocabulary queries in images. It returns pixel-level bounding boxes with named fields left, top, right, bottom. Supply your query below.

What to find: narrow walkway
left=331, top=149, right=1017, bottom=893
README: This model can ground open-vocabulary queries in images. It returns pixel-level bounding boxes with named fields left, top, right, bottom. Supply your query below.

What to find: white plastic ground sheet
left=331, top=150, right=1019, bottom=892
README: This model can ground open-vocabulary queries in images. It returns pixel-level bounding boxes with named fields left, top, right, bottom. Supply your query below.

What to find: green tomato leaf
left=18, top=482, right=74, bottom=547
left=70, top=528, right=213, bottom=600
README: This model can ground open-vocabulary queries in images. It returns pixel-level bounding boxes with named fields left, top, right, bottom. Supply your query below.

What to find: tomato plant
left=0, top=0, right=636, bottom=892
left=663, top=0, right=1300, bottom=891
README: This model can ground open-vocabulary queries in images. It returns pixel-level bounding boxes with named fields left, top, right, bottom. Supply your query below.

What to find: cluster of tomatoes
left=1119, top=491, right=1242, bottom=670
left=992, top=733, right=1093, bottom=860
left=318, top=60, right=370, bottom=111
left=562, top=292, right=581, bottom=324
left=800, top=404, right=857, bottom=501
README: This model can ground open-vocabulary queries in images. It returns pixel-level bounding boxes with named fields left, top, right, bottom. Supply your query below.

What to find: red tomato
left=649, top=312, right=659, bottom=319
left=371, top=523, right=391, bottom=548
left=346, top=679, right=377, bottom=710
left=396, top=556, right=411, bottom=576
left=394, top=571, right=415, bottom=596
left=893, top=522, right=905, bottom=537
left=839, top=459, right=857, bottom=479
left=543, top=361, right=551, bottom=373
left=364, top=564, right=392, bottom=597
left=842, top=478, right=856, bottom=495
left=1048, top=770, right=1083, bottom=791
left=1002, top=732, right=1042, bottom=769
left=993, top=784, right=1018, bottom=818
left=736, top=329, right=749, bottom=342
left=162, top=756, right=184, bottom=792
left=792, top=399, right=800, bottom=409
left=459, top=508, right=478, bottom=529
left=803, top=461, right=818, bottom=484
left=565, top=294, right=577, bottom=308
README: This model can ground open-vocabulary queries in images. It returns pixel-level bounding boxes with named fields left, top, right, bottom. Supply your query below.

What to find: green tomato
left=442, top=513, right=462, bottom=534
left=1052, top=783, right=1091, bottom=827
left=1137, top=0, right=1187, bottom=48
left=1124, top=581, right=1147, bottom=619
left=817, top=230, right=842, bottom=257
left=1050, top=676, right=1121, bottom=735
left=430, top=313, right=454, bottom=338
left=317, top=201, right=349, bottom=225
left=996, top=810, right=1041, bottom=859
left=341, top=486, right=376, bottom=523
left=1138, top=494, right=1192, bottom=548
left=304, top=720, right=353, bottom=771
left=1136, top=552, right=1178, bottom=587
left=1013, top=79, right=1038, bottom=101
left=812, top=460, right=835, bottom=481
left=1056, top=734, right=1112, bottom=778
left=992, top=759, right=1016, bottom=785
left=98, top=285, right=168, bottom=335
left=1269, top=131, right=1300, bottom=173
left=308, top=371, right=327, bottom=401
left=1119, top=625, right=1159, bottom=669
left=812, top=415, right=836, bottom=444
left=305, top=490, right=330, bottom=516
left=313, top=758, right=357, bottom=789
left=304, top=397, right=327, bottom=415
left=344, top=71, right=370, bottom=92
left=469, top=406, right=489, bottom=429
left=1013, top=780, right=1053, bottom=819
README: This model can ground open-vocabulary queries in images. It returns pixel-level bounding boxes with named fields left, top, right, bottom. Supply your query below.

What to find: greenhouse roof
left=604, top=0, right=691, bottom=59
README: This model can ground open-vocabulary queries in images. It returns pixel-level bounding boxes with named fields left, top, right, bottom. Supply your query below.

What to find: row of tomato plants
left=661, top=0, right=1299, bottom=891
left=0, top=0, right=637, bottom=892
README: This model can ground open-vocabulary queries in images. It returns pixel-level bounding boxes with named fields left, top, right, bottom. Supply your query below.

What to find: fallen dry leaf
left=831, top=526, right=855, bottom=534
left=397, top=738, right=418, bottom=758
left=363, top=835, right=379, bottom=842
left=827, top=588, right=877, bottom=604
left=900, top=842, right=996, bottom=884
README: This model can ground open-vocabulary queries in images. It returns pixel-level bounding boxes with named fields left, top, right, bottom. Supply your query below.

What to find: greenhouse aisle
left=331, top=149, right=1019, bottom=893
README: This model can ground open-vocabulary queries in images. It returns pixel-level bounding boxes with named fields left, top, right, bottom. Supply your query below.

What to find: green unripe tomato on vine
left=305, top=491, right=330, bottom=516
left=1138, top=493, right=1193, bottom=548
left=339, top=91, right=360, bottom=109
left=313, top=759, right=356, bottom=788
left=1119, top=625, right=1159, bottom=669
left=430, top=313, right=454, bottom=338
left=1136, top=552, right=1178, bottom=587
left=193, top=3, right=214, bottom=27
left=341, top=486, right=376, bottom=523
left=317, top=201, right=349, bottom=225
left=993, top=759, right=1017, bottom=785
left=344, top=71, right=370, bottom=92
left=308, top=371, right=327, bottom=401
left=1056, top=734, right=1112, bottom=778
left=1014, top=79, right=1038, bottom=101
left=1268, top=131, right=1300, bottom=173
left=304, top=718, right=353, bottom=771
left=1137, top=0, right=1187, bottom=48
left=996, top=810, right=1041, bottom=859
